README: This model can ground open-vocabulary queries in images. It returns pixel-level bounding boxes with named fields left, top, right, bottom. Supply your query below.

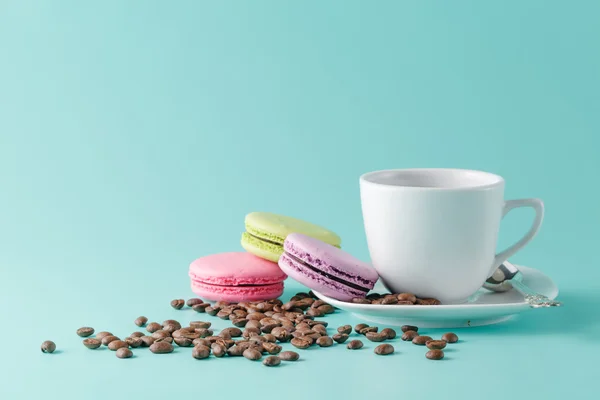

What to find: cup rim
left=359, top=168, right=505, bottom=191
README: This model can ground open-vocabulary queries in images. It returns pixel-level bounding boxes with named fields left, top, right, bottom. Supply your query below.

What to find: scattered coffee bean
left=316, top=336, right=333, bottom=347
left=291, top=337, right=312, bottom=349
left=426, top=340, right=447, bottom=350
left=271, top=327, right=291, bottom=342
left=317, top=304, right=335, bottom=314
left=187, top=298, right=204, bottom=307
left=211, top=343, right=226, bottom=357
left=101, top=335, right=120, bottom=346
left=401, top=325, right=418, bottom=333
left=116, top=348, right=133, bottom=359
left=171, top=299, right=185, bottom=309
left=380, top=328, right=397, bottom=340
left=218, top=331, right=232, bottom=340
left=83, top=338, right=102, bottom=349
left=243, top=348, right=262, bottom=361
left=441, top=332, right=459, bottom=343
left=359, top=326, right=378, bottom=335
left=245, top=320, right=262, bottom=330
left=310, top=300, right=326, bottom=309
left=231, top=318, right=248, bottom=327
left=157, top=336, right=173, bottom=344
left=125, top=337, right=143, bottom=348
left=194, top=328, right=213, bottom=338
left=216, top=338, right=235, bottom=348
left=306, top=307, right=324, bottom=317
left=108, top=340, right=128, bottom=351
left=401, top=331, right=419, bottom=341
left=174, top=337, right=193, bottom=347
left=416, top=298, right=442, bottom=305
left=217, top=310, right=232, bottom=319
left=227, top=345, right=244, bottom=356
left=412, top=335, right=433, bottom=345
left=130, top=331, right=145, bottom=338
left=426, top=349, right=444, bottom=360
left=221, top=327, right=242, bottom=338
left=263, top=342, right=282, bottom=354
left=374, top=344, right=394, bottom=355
left=303, top=330, right=321, bottom=341
left=189, top=321, right=211, bottom=329
left=366, top=332, right=387, bottom=342
left=151, top=330, right=171, bottom=340
left=95, top=331, right=113, bottom=340
left=163, top=324, right=179, bottom=334
left=263, top=355, right=281, bottom=367
left=332, top=333, right=349, bottom=343
left=397, top=293, right=417, bottom=303
left=41, top=340, right=56, bottom=353
left=134, top=316, right=148, bottom=327
left=192, top=345, right=211, bottom=359
left=337, top=325, right=352, bottom=335
left=193, top=338, right=211, bottom=347
left=150, top=341, right=174, bottom=354
left=146, top=322, right=161, bottom=333
left=162, top=320, right=181, bottom=329
left=381, top=297, right=398, bottom=305
left=351, top=297, right=371, bottom=304
left=193, top=303, right=211, bottom=313
left=261, top=334, right=275, bottom=343
left=140, top=336, right=155, bottom=347
left=347, top=340, right=364, bottom=350
left=279, top=351, right=300, bottom=361
left=354, top=323, right=369, bottom=334
left=312, top=324, right=327, bottom=336
left=76, top=327, right=94, bottom=337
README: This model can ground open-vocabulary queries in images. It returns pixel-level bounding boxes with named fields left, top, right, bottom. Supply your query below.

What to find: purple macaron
left=278, top=233, right=379, bottom=301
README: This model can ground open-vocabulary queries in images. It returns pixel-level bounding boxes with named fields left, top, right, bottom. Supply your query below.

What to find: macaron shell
left=245, top=212, right=341, bottom=247
left=191, top=280, right=284, bottom=302
left=188, top=252, right=287, bottom=286
left=241, top=232, right=283, bottom=262
left=278, top=253, right=365, bottom=301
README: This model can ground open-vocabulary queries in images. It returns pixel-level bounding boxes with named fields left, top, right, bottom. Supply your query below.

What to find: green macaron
left=241, top=212, right=341, bottom=262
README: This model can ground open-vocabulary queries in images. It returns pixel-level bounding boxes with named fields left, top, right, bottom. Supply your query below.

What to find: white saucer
left=313, top=265, right=559, bottom=328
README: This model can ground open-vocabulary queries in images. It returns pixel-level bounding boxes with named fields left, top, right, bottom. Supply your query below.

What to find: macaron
left=189, top=252, right=287, bottom=302
left=278, top=233, right=378, bottom=301
left=241, top=212, right=341, bottom=262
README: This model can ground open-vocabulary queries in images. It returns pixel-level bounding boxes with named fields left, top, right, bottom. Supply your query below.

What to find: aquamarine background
left=1, top=1, right=599, bottom=399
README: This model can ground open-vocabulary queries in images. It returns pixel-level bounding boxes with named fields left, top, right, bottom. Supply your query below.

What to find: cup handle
left=489, top=198, right=545, bottom=277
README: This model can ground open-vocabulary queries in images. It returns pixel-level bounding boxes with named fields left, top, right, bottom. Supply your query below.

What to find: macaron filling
left=283, top=251, right=370, bottom=292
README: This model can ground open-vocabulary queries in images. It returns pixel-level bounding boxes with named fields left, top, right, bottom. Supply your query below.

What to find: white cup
left=359, top=168, right=544, bottom=304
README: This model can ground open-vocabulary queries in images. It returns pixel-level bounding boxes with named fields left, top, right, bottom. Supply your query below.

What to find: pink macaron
left=189, top=252, right=287, bottom=302
left=278, top=233, right=379, bottom=301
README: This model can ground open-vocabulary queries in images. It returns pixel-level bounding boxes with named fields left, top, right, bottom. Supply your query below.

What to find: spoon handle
left=511, top=280, right=562, bottom=308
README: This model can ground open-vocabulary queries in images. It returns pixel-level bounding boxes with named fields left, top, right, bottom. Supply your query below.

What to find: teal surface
left=1, top=1, right=599, bottom=399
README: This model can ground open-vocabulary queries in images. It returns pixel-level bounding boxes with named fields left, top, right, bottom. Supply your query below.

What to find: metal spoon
left=483, top=261, right=562, bottom=308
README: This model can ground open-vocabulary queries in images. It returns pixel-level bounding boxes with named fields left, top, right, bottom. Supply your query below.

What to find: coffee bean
left=249, top=336, right=267, bottom=345
left=243, top=348, right=262, bottom=361
left=192, top=303, right=210, bottom=313
left=332, top=333, right=349, bottom=343
left=217, top=310, right=231, bottom=320
left=371, top=298, right=384, bottom=304
left=211, top=343, right=226, bottom=357
left=205, top=306, right=218, bottom=316
left=151, top=330, right=171, bottom=340
left=76, top=327, right=94, bottom=337
left=186, top=298, right=204, bottom=307
left=312, top=324, right=327, bottom=336
left=101, top=335, right=120, bottom=346
left=316, top=336, right=333, bottom=347
left=308, top=320, right=328, bottom=328
left=189, top=321, right=211, bottom=329
left=337, top=325, right=352, bottom=335
left=83, top=338, right=102, bottom=349
left=260, top=317, right=280, bottom=327
left=146, top=322, right=162, bottom=333
left=194, top=328, right=213, bottom=338
left=263, top=355, right=281, bottom=367
left=271, top=327, right=291, bottom=342
left=216, top=338, right=235, bottom=348
left=173, top=328, right=200, bottom=340
left=155, top=337, right=173, bottom=344
left=311, top=300, right=327, bottom=309
left=140, top=336, right=155, bottom=347
left=227, top=345, right=244, bottom=356
left=366, top=332, right=387, bottom=342
left=162, top=320, right=181, bottom=329
left=295, top=322, right=312, bottom=332
left=234, top=341, right=253, bottom=351
left=397, top=293, right=417, bottom=303
left=193, top=338, right=211, bottom=347
left=231, top=318, right=248, bottom=327
left=41, top=340, right=56, bottom=353
left=347, top=340, right=363, bottom=350
left=441, top=332, right=459, bottom=343
left=245, top=320, right=262, bottom=330
left=374, top=344, right=394, bottom=355
left=192, top=345, right=211, bottom=359
left=150, top=341, right=174, bottom=354
left=174, top=337, right=193, bottom=347
left=163, top=324, right=179, bottom=334
left=351, top=297, right=371, bottom=304
left=243, top=327, right=261, bottom=339
left=401, top=325, right=418, bottom=333
left=95, top=331, right=113, bottom=340
left=219, top=331, right=232, bottom=340
left=291, top=337, right=312, bottom=349
left=366, top=293, right=382, bottom=300
left=246, top=312, right=267, bottom=321
left=354, top=323, right=369, bottom=334
left=294, top=299, right=312, bottom=311
left=317, top=304, right=335, bottom=314
left=262, top=334, right=277, bottom=343
left=171, top=299, right=185, bottom=309
left=416, top=298, right=442, bottom=305
left=204, top=336, right=221, bottom=344
left=214, top=300, right=230, bottom=308
left=401, top=331, right=418, bottom=341
left=359, top=326, right=378, bottom=335
left=305, top=331, right=322, bottom=341
left=130, top=331, right=145, bottom=338
left=381, top=297, right=398, bottom=305
left=426, top=349, right=444, bottom=360
left=426, top=340, right=447, bottom=350
left=116, top=348, right=133, bottom=359
left=397, top=301, right=414, bottom=305
left=108, top=340, right=129, bottom=351
left=263, top=342, right=282, bottom=354
left=305, top=307, right=323, bottom=317
left=380, top=328, right=397, bottom=340
left=412, top=335, right=433, bottom=345
left=134, top=316, right=148, bottom=327
left=125, top=337, right=143, bottom=348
